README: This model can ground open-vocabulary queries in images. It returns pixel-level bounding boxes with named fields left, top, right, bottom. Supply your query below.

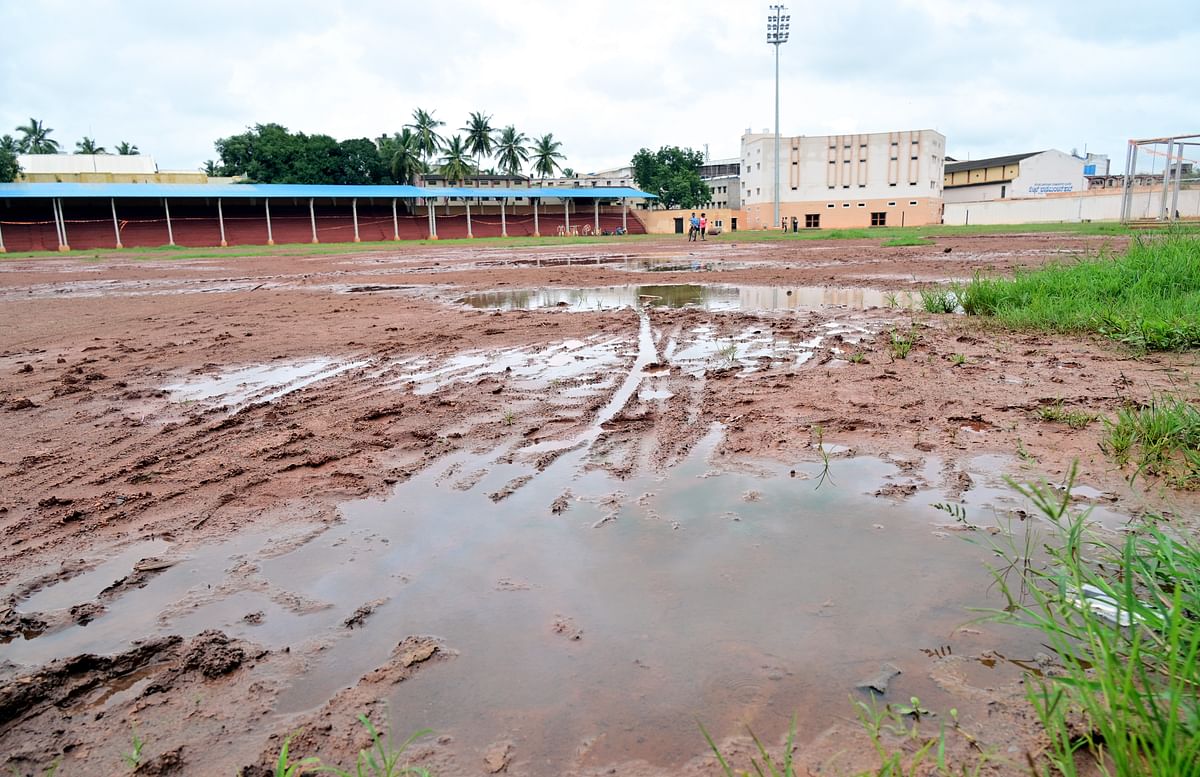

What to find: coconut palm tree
left=115, top=141, right=139, bottom=155
left=495, top=126, right=529, bottom=178
left=76, top=137, right=106, bottom=154
left=531, top=133, right=565, bottom=179
left=15, top=118, right=59, bottom=154
left=378, top=129, right=424, bottom=185
left=438, top=135, right=475, bottom=185
left=0, top=135, right=19, bottom=156
left=405, top=108, right=444, bottom=169
left=203, top=160, right=220, bottom=176
left=461, top=111, right=495, bottom=174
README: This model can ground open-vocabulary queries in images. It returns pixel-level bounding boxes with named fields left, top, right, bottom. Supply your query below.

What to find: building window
left=756, top=188, right=760, bottom=195
left=857, top=202, right=866, bottom=207
left=842, top=203, right=850, bottom=208
left=842, top=184, right=849, bottom=189
left=1001, top=185, right=1006, bottom=199
left=805, top=213, right=820, bottom=228
left=859, top=184, right=866, bottom=188
left=887, top=201, right=896, bottom=206
left=889, top=183, right=897, bottom=187
left=871, top=212, right=887, bottom=226
left=909, top=200, right=918, bottom=205
left=791, top=186, right=797, bottom=190
left=826, top=203, right=835, bottom=208
left=828, top=185, right=834, bottom=189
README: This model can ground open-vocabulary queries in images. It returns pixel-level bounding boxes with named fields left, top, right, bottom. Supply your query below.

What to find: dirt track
left=1, top=232, right=1197, bottom=775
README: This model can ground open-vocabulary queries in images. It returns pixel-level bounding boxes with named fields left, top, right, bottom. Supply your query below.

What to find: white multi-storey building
left=739, top=128, right=946, bottom=229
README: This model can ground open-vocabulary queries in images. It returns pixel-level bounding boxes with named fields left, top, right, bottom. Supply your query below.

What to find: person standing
left=688, top=212, right=699, bottom=242
left=791, top=216, right=798, bottom=233
left=699, top=213, right=707, bottom=241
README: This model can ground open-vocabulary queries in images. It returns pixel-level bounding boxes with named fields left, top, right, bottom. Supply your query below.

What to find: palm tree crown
left=378, top=129, right=425, bottom=185
left=115, top=141, right=139, bottom=155
left=438, top=135, right=475, bottom=185
left=461, top=111, right=495, bottom=172
left=405, top=108, right=444, bottom=167
left=495, top=126, right=529, bottom=178
left=76, top=137, right=106, bottom=155
left=15, top=118, right=59, bottom=154
left=531, top=133, right=566, bottom=179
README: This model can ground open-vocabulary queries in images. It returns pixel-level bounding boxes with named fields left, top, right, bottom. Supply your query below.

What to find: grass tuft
left=1036, top=401, right=1099, bottom=430
left=919, top=287, right=959, bottom=314
left=985, top=465, right=1200, bottom=776
left=1102, top=393, right=1200, bottom=488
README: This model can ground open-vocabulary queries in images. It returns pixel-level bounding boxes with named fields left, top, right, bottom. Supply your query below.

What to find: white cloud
left=1, top=0, right=1196, bottom=173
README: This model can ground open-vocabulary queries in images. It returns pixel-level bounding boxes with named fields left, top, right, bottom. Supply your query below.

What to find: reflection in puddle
left=458, top=284, right=916, bottom=312
left=1, top=427, right=1069, bottom=774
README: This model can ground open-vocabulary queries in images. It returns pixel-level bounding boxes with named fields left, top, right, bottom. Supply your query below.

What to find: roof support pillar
left=265, top=199, right=274, bottom=245
left=352, top=198, right=361, bottom=242
left=466, top=201, right=473, bottom=238
left=622, top=198, right=628, bottom=233
left=163, top=199, right=174, bottom=246
left=594, top=200, right=599, bottom=235
left=0, top=215, right=5, bottom=253
left=55, top=199, right=70, bottom=251
left=564, top=199, right=570, bottom=234
left=392, top=198, right=399, bottom=241
left=1119, top=142, right=1133, bottom=222
left=111, top=198, right=123, bottom=249
left=218, top=198, right=228, bottom=246
left=309, top=198, right=318, bottom=243
left=533, top=199, right=540, bottom=237
left=500, top=199, right=507, bottom=237
left=430, top=199, right=438, bottom=240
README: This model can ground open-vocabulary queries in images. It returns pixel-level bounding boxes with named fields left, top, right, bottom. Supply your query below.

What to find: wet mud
left=1, top=233, right=1197, bottom=775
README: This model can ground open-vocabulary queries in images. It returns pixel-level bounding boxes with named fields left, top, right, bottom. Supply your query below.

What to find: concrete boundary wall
left=944, top=187, right=1200, bottom=225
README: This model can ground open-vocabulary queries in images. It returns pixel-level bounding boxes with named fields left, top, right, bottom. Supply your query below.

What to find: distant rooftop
left=944, top=152, right=1040, bottom=174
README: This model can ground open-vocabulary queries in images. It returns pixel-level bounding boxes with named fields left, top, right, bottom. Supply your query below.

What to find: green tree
left=495, top=125, right=528, bottom=178
left=76, top=137, right=106, bottom=154
left=337, top=137, right=386, bottom=184
left=630, top=146, right=710, bottom=209
left=115, top=141, right=139, bottom=155
left=377, top=129, right=424, bottom=184
left=462, top=111, right=495, bottom=174
left=202, top=159, right=220, bottom=176
left=406, top=108, right=444, bottom=169
left=15, top=118, right=59, bottom=154
left=438, top=135, right=475, bottom=184
left=531, top=133, right=565, bottom=179
left=562, top=167, right=576, bottom=178
left=0, top=136, right=20, bottom=182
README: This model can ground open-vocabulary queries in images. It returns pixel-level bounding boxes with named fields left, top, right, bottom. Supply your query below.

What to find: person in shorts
left=688, top=212, right=700, bottom=241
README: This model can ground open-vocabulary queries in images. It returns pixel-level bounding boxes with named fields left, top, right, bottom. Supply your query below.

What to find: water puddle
left=457, top=284, right=916, bottom=312
left=0, top=426, right=1078, bottom=774
left=164, top=358, right=367, bottom=408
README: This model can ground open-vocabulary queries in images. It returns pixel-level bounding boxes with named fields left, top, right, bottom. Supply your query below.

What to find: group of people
left=687, top=212, right=708, bottom=241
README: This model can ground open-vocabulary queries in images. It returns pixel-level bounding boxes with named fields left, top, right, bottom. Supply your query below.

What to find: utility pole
left=767, top=5, right=790, bottom=230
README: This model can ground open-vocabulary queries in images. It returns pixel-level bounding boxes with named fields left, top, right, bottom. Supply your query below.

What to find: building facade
left=699, top=158, right=741, bottom=211
left=738, top=129, right=945, bottom=229
left=943, top=150, right=1087, bottom=203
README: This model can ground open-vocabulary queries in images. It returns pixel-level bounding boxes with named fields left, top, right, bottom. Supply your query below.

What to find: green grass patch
left=715, top=221, right=1137, bottom=244
left=986, top=469, right=1200, bottom=776
left=882, top=236, right=934, bottom=247
left=958, top=232, right=1200, bottom=351
left=919, top=287, right=959, bottom=314
left=1102, top=393, right=1200, bottom=488
left=0, top=233, right=663, bottom=262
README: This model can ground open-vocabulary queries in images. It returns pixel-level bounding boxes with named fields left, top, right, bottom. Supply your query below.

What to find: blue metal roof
left=0, top=182, right=655, bottom=200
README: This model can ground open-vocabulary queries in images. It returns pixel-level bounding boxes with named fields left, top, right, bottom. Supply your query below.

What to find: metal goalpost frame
left=1120, top=133, right=1200, bottom=223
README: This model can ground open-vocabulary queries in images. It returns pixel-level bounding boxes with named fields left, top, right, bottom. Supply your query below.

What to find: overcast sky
left=2, top=0, right=1197, bottom=175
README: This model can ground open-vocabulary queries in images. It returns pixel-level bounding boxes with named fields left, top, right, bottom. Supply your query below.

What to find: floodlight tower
left=767, top=5, right=790, bottom=230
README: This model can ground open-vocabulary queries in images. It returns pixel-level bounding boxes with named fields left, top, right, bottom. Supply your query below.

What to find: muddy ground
left=1, top=232, right=1196, bottom=776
